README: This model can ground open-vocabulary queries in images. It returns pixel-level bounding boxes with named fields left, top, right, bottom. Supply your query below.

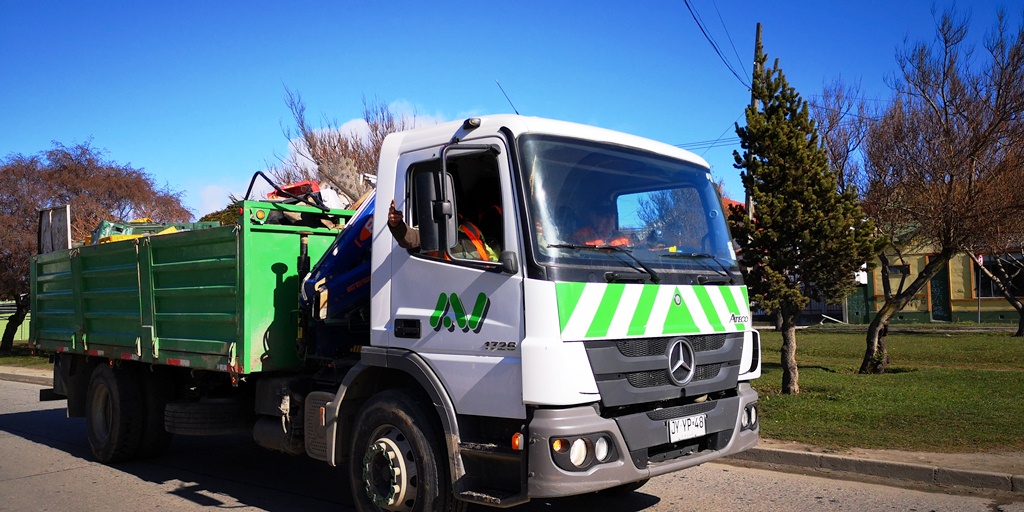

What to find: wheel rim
left=89, top=384, right=112, bottom=444
left=361, top=425, right=418, bottom=512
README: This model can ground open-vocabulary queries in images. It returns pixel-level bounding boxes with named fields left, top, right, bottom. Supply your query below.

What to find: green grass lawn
left=753, top=328, right=1024, bottom=452
left=0, top=316, right=49, bottom=369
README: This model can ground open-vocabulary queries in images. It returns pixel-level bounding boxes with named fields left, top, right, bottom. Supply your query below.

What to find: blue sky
left=1, top=1, right=1017, bottom=217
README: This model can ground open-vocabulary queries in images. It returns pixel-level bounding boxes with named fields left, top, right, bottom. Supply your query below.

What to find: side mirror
left=499, top=250, right=519, bottom=275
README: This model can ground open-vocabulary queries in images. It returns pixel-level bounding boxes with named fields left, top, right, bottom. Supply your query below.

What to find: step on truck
left=32, top=115, right=761, bottom=510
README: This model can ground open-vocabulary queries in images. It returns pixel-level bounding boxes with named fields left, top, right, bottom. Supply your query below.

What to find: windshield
left=520, top=135, right=737, bottom=281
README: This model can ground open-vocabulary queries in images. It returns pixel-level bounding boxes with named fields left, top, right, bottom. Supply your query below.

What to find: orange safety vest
left=459, top=221, right=491, bottom=261
left=424, top=220, right=492, bottom=261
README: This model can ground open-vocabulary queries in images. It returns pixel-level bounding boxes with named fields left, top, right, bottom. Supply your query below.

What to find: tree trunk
left=977, top=262, right=1024, bottom=337
left=0, top=294, right=29, bottom=353
left=780, top=310, right=800, bottom=394
left=861, top=250, right=955, bottom=374
left=861, top=304, right=895, bottom=373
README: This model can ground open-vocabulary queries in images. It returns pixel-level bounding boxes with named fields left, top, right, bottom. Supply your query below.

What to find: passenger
left=387, top=200, right=497, bottom=261
left=572, top=201, right=630, bottom=247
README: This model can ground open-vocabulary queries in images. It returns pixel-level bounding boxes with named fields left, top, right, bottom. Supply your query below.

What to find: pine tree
left=730, top=41, right=881, bottom=394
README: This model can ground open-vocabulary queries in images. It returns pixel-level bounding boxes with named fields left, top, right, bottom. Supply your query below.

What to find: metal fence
left=0, top=302, right=29, bottom=341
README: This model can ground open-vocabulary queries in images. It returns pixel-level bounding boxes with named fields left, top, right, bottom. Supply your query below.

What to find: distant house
left=856, top=249, right=1022, bottom=324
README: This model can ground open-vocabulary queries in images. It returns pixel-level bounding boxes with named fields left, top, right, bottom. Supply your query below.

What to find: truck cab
left=306, top=115, right=761, bottom=507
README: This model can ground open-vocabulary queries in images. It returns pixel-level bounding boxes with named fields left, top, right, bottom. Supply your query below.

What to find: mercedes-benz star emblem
left=666, top=338, right=696, bottom=386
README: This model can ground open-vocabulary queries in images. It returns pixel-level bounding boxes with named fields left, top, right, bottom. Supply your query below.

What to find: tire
left=136, top=368, right=173, bottom=458
left=85, top=364, right=144, bottom=463
left=596, top=478, right=650, bottom=495
left=164, top=398, right=252, bottom=436
left=349, top=390, right=465, bottom=512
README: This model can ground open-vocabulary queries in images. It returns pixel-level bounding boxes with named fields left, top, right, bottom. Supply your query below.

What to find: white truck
left=33, top=115, right=760, bottom=511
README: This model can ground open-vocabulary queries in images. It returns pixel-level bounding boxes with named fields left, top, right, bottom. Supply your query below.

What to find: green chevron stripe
left=587, top=284, right=624, bottom=338
left=693, top=286, right=725, bottom=332
left=627, top=284, right=659, bottom=336
left=663, top=287, right=696, bottom=333
left=556, top=282, right=588, bottom=332
left=720, top=286, right=744, bottom=330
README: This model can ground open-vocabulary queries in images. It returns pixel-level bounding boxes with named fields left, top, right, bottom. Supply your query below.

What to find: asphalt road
left=1, top=378, right=1021, bottom=512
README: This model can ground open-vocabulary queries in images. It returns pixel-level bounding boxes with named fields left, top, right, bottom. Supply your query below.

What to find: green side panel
left=31, top=200, right=352, bottom=375
left=77, top=241, right=144, bottom=351
left=31, top=251, right=77, bottom=350
left=146, top=226, right=240, bottom=366
left=237, top=207, right=340, bottom=373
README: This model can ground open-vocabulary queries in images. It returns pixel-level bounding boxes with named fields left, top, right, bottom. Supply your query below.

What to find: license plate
left=667, top=414, right=707, bottom=442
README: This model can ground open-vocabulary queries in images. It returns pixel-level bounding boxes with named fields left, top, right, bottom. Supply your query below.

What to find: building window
left=976, top=255, right=1024, bottom=298
left=884, top=264, right=910, bottom=276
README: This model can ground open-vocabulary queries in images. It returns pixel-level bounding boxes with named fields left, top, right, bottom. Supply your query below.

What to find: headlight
left=569, top=439, right=588, bottom=467
left=594, top=436, right=610, bottom=462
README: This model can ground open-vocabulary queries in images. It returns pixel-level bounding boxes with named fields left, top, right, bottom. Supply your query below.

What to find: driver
left=572, top=201, right=630, bottom=247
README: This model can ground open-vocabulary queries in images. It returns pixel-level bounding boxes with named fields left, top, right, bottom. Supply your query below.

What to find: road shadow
left=0, top=407, right=344, bottom=510
left=0, top=408, right=663, bottom=511
left=479, top=490, right=660, bottom=511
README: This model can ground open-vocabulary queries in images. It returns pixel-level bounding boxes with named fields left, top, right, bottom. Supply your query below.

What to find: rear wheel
left=85, top=364, right=144, bottom=463
left=349, top=390, right=464, bottom=512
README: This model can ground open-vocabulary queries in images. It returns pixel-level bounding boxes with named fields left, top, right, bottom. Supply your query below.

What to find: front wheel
left=349, top=390, right=464, bottom=512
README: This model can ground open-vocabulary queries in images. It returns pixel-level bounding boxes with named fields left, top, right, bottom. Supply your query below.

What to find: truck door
left=389, top=137, right=526, bottom=420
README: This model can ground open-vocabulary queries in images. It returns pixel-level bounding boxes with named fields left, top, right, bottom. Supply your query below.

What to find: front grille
left=616, top=334, right=726, bottom=357
left=585, top=332, right=744, bottom=408
left=645, top=401, right=716, bottom=421
left=626, top=371, right=669, bottom=388
left=616, top=338, right=669, bottom=357
left=625, top=363, right=723, bottom=388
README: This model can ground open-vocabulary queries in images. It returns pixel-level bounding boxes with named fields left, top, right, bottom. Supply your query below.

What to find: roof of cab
left=388, top=114, right=711, bottom=170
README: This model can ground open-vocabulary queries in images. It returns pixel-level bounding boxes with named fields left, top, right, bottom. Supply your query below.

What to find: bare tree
left=811, top=78, right=874, bottom=194
left=0, top=142, right=190, bottom=352
left=860, top=9, right=1024, bottom=373
left=271, top=89, right=416, bottom=204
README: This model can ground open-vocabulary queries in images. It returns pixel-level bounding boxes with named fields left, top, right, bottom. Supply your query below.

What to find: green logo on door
left=430, top=292, right=490, bottom=332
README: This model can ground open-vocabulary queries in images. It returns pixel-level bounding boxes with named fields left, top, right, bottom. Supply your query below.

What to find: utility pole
left=745, top=22, right=762, bottom=223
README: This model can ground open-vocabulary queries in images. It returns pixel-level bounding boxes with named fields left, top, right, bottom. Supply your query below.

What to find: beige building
left=854, top=251, right=1023, bottom=324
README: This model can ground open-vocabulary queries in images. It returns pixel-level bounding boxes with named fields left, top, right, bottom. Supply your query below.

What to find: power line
left=711, top=0, right=745, bottom=78
left=675, top=137, right=741, bottom=151
left=675, top=113, right=745, bottom=155
left=683, top=0, right=750, bottom=89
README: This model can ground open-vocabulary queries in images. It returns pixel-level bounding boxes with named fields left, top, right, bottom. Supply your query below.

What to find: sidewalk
left=726, top=438, right=1024, bottom=496
left=1, top=365, right=1020, bottom=495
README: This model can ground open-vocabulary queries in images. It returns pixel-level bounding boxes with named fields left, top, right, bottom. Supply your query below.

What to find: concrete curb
left=0, top=371, right=50, bottom=387
left=727, top=446, right=1024, bottom=495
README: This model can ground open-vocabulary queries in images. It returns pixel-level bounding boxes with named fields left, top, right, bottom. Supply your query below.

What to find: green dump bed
left=30, top=201, right=350, bottom=375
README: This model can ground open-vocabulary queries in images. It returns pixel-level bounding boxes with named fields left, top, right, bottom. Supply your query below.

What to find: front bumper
left=526, top=383, right=759, bottom=498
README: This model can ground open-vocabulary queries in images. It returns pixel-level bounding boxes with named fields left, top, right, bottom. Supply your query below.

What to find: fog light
left=750, top=405, right=758, bottom=426
left=741, top=408, right=750, bottom=428
left=552, top=438, right=568, bottom=453
left=569, top=439, right=588, bottom=467
left=594, top=437, right=610, bottom=462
